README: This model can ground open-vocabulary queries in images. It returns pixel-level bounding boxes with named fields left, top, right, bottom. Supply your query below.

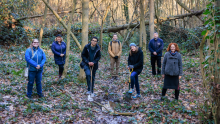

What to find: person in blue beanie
left=148, top=32, right=164, bottom=75
left=25, top=39, right=46, bottom=99
left=51, top=34, right=66, bottom=79
left=127, top=43, right=143, bottom=98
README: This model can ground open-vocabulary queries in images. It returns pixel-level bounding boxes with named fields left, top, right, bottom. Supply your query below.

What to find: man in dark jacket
left=148, top=32, right=164, bottom=75
left=128, top=43, right=143, bottom=98
left=80, top=36, right=101, bottom=95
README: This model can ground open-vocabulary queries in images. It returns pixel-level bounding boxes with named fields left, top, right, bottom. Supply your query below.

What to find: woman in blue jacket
left=25, top=39, right=46, bottom=99
left=51, top=34, right=66, bottom=79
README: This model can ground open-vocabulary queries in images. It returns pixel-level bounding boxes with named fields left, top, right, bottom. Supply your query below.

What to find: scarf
left=170, top=50, right=177, bottom=56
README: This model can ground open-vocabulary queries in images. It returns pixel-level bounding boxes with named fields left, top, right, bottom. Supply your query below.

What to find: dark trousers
left=84, top=65, right=97, bottom=93
left=27, top=70, right=43, bottom=97
left=162, top=88, right=180, bottom=100
left=151, top=56, right=161, bottom=75
left=58, top=64, right=64, bottom=78
left=130, top=71, right=140, bottom=95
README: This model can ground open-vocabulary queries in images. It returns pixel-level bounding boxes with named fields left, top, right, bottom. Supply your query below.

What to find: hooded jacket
left=80, top=43, right=101, bottom=70
left=128, top=47, right=143, bottom=75
left=25, top=47, right=46, bottom=71
left=108, top=39, right=122, bottom=58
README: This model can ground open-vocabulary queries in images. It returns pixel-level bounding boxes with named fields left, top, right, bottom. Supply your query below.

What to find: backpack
left=110, top=40, right=120, bottom=51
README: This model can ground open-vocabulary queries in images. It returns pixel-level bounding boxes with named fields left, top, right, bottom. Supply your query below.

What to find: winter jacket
left=162, top=52, right=183, bottom=76
left=108, top=40, right=122, bottom=58
left=80, top=43, right=101, bottom=70
left=51, top=41, right=66, bottom=65
left=25, top=47, right=46, bottom=71
left=148, top=38, right=164, bottom=57
left=128, top=47, right=143, bottom=75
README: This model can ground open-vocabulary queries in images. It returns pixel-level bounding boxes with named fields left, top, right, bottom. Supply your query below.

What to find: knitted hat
left=129, top=43, right=136, bottom=47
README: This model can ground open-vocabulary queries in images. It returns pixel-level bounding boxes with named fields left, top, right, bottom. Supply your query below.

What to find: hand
left=36, top=65, right=40, bottom=69
left=114, top=56, right=118, bottom=59
left=60, top=54, right=64, bottom=57
left=153, top=52, right=157, bottom=55
left=129, top=65, right=134, bottom=69
left=179, top=76, right=182, bottom=79
left=89, top=62, right=94, bottom=66
left=162, top=75, right=165, bottom=78
left=127, top=66, right=130, bottom=70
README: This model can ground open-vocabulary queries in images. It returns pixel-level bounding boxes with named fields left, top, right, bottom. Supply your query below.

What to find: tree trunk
left=63, top=0, right=77, bottom=78
left=39, top=0, right=49, bottom=46
left=140, top=0, right=147, bottom=63
left=78, top=0, right=89, bottom=82
left=41, top=0, right=81, bottom=49
left=149, top=0, right=154, bottom=40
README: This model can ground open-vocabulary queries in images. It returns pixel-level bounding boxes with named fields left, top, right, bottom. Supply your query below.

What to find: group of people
left=25, top=32, right=183, bottom=101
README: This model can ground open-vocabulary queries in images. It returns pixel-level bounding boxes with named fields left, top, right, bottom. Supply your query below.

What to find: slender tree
left=39, top=0, right=48, bottom=46
left=149, top=0, right=155, bottom=39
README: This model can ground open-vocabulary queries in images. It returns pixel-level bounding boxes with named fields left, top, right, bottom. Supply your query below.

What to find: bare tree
left=149, top=0, right=154, bottom=40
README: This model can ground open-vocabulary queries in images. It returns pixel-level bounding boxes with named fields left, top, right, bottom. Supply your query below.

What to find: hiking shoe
left=115, top=76, right=119, bottom=80
left=91, top=93, right=97, bottom=97
left=132, top=94, right=141, bottom=99
left=128, top=89, right=134, bottom=93
left=38, top=94, right=44, bottom=98
left=86, top=91, right=91, bottom=95
left=26, top=95, right=32, bottom=99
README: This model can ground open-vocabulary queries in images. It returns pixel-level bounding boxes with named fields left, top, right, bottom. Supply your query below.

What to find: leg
left=134, top=73, right=140, bottom=95
left=110, top=57, right=115, bottom=76
left=130, top=72, right=137, bottom=89
left=175, top=89, right=180, bottom=100
left=91, top=69, right=97, bottom=93
left=162, top=88, right=167, bottom=96
left=35, top=70, right=43, bottom=96
left=59, top=64, right=64, bottom=78
left=115, top=57, right=120, bottom=77
left=27, top=71, right=37, bottom=97
left=84, top=66, right=91, bottom=92
left=151, top=57, right=156, bottom=75
left=157, top=57, right=162, bottom=75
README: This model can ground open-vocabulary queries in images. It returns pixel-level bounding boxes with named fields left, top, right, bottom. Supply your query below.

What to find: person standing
left=127, top=43, right=143, bottom=98
left=108, top=34, right=122, bottom=80
left=25, top=39, right=46, bottom=99
left=80, top=36, right=101, bottom=95
left=51, top=34, right=66, bottom=79
left=161, top=43, right=183, bottom=101
left=148, top=32, right=164, bottom=75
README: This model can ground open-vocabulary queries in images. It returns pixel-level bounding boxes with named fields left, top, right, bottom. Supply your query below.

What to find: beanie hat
left=129, top=43, right=137, bottom=47
left=56, top=34, right=62, bottom=37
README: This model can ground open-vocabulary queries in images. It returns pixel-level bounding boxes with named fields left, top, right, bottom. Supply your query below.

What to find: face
left=154, top=33, right=158, bottom=39
left=113, top=35, right=117, bottom=40
left=170, top=44, right=176, bottom=52
left=131, top=46, right=136, bottom=52
left=91, top=38, right=98, bottom=46
left=56, top=37, right=62, bottom=42
left=32, top=40, right=39, bottom=48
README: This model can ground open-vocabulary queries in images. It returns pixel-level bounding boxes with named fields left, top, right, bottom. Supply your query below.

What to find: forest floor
left=0, top=46, right=203, bottom=123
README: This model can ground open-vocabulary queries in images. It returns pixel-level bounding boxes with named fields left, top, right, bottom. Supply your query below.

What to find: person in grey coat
left=161, top=43, right=183, bottom=101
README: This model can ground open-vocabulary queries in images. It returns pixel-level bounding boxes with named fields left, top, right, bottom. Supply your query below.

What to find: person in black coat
left=127, top=43, right=143, bottom=98
left=80, top=36, right=101, bottom=95
left=148, top=32, right=164, bottom=75
left=51, top=34, right=66, bottom=79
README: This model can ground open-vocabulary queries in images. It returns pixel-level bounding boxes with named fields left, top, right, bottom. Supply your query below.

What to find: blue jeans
left=27, top=70, right=43, bottom=96
left=130, top=71, right=140, bottom=94
left=84, top=66, right=97, bottom=93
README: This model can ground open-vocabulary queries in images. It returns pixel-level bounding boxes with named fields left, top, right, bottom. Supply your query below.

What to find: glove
left=129, top=65, right=134, bottom=69
left=114, top=56, right=118, bottom=59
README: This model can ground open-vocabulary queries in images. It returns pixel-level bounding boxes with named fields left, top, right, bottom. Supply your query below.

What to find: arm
left=51, top=43, right=61, bottom=56
left=117, top=42, right=122, bottom=56
left=162, top=53, right=167, bottom=75
left=128, top=53, right=131, bottom=66
left=81, top=46, right=89, bottom=64
left=93, top=50, right=101, bottom=64
left=148, top=41, right=154, bottom=53
left=178, top=54, right=183, bottom=76
left=63, top=42, right=66, bottom=55
left=156, top=40, right=164, bottom=53
left=108, top=42, right=115, bottom=57
left=133, top=51, right=143, bottom=69
left=40, top=50, right=46, bottom=68
left=25, top=49, right=38, bottom=67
